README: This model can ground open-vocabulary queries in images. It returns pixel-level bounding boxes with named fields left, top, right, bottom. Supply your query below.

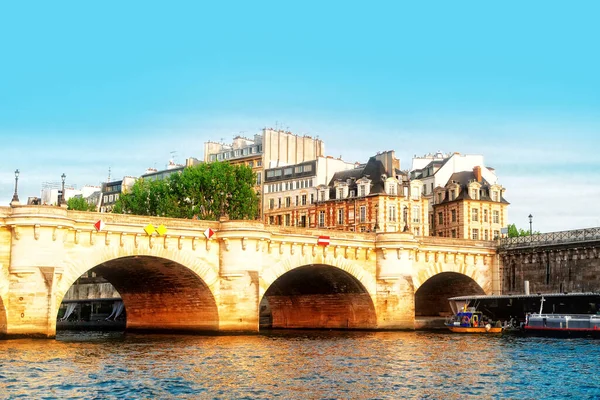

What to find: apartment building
left=410, top=152, right=507, bottom=237
left=204, top=129, right=325, bottom=217
left=314, top=152, right=429, bottom=235
left=263, top=156, right=356, bottom=227
left=432, top=166, right=509, bottom=240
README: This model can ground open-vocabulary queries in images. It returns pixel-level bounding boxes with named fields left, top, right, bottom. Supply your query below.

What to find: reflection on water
left=0, top=330, right=599, bottom=399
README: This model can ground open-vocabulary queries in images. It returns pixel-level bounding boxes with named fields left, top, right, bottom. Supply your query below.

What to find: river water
left=0, top=330, right=598, bottom=399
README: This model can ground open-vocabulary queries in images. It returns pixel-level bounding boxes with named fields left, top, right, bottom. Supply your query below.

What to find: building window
left=310, top=194, right=314, bottom=204
left=360, top=206, right=366, bottom=223
left=337, top=188, right=344, bottom=199
left=437, top=193, right=443, bottom=204
left=319, top=211, right=325, bottom=227
left=411, top=189, right=420, bottom=200
left=337, top=209, right=344, bottom=225
left=319, top=191, right=326, bottom=201
left=483, top=209, right=488, bottom=222
left=494, top=230, right=500, bottom=239
left=472, top=208, right=479, bottom=222
left=256, top=172, right=261, bottom=185
left=388, top=205, right=397, bottom=222
left=257, top=160, right=262, bottom=167
left=451, top=229, right=456, bottom=238
left=438, top=212, right=443, bottom=225
left=484, top=229, right=489, bottom=240
left=387, top=184, right=397, bottom=195
left=472, top=229, right=479, bottom=240
left=451, top=209, right=456, bottom=222
left=492, top=191, right=499, bottom=202
left=285, top=197, right=291, bottom=207
left=359, top=185, right=366, bottom=197
left=269, top=199, right=275, bottom=209
left=301, top=195, right=307, bottom=205
left=493, top=210, right=500, bottom=224
left=450, top=190, right=456, bottom=201
left=278, top=198, right=282, bottom=208
left=412, top=205, right=420, bottom=223
left=413, top=227, right=420, bottom=236
left=284, top=214, right=291, bottom=226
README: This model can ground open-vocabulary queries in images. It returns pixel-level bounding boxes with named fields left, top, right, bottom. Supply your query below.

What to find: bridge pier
left=5, top=267, right=61, bottom=338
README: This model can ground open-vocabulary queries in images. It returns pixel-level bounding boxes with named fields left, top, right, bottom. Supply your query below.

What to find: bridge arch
left=57, top=246, right=220, bottom=333
left=415, top=272, right=485, bottom=317
left=260, top=255, right=377, bottom=329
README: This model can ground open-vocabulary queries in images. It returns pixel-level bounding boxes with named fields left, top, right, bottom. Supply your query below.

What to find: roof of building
left=327, top=157, right=388, bottom=196
left=439, top=171, right=510, bottom=204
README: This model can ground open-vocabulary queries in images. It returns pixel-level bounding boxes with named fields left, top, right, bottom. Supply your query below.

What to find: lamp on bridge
left=528, top=214, right=533, bottom=236
left=60, top=173, right=67, bottom=207
left=11, top=169, right=20, bottom=205
left=403, top=205, right=409, bottom=232
left=373, top=203, right=380, bottom=232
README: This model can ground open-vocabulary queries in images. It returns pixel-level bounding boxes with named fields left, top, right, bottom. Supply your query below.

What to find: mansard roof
left=327, top=156, right=388, bottom=195
left=440, top=171, right=510, bottom=204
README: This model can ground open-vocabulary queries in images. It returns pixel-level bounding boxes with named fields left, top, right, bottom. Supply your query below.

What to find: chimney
left=473, top=166, right=482, bottom=182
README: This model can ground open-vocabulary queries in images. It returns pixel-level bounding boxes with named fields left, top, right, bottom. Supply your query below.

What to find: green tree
left=113, top=162, right=258, bottom=220
left=67, top=196, right=97, bottom=211
left=507, top=223, right=540, bottom=237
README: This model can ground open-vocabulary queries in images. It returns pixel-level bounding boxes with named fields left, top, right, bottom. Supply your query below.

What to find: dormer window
left=359, top=185, right=366, bottom=197
left=387, top=183, right=397, bottom=195
left=492, top=191, right=499, bottom=202
left=337, top=187, right=344, bottom=199
left=319, top=189, right=327, bottom=201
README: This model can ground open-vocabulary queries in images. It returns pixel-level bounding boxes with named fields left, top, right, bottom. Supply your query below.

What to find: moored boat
left=445, top=306, right=503, bottom=333
left=523, top=297, right=600, bottom=338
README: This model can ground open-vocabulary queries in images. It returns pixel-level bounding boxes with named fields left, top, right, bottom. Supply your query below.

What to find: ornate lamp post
left=11, top=169, right=20, bottom=205
left=403, top=205, right=409, bottom=232
left=373, top=203, right=380, bottom=232
left=60, top=173, right=67, bottom=206
left=528, top=214, right=533, bottom=236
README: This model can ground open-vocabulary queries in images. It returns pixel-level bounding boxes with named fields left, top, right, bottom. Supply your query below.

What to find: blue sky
left=1, top=1, right=599, bottom=232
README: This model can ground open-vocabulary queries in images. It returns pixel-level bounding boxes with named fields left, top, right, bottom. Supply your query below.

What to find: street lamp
left=403, top=205, right=409, bottom=232
left=60, top=173, right=66, bottom=206
left=528, top=214, right=533, bottom=236
left=373, top=203, right=380, bottom=232
left=11, top=169, right=20, bottom=204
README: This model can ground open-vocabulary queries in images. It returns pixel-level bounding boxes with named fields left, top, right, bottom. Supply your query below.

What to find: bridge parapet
left=498, top=227, right=600, bottom=251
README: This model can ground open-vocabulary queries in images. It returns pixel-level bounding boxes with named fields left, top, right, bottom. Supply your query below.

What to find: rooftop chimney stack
left=473, top=166, right=482, bottom=182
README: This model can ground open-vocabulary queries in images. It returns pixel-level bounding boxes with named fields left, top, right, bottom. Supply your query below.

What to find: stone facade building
left=314, top=152, right=429, bottom=235
left=410, top=152, right=507, bottom=238
left=432, top=166, right=509, bottom=240
left=263, top=156, right=356, bottom=227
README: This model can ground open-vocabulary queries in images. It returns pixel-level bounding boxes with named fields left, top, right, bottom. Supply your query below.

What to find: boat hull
left=523, top=327, right=600, bottom=338
left=446, top=326, right=503, bottom=334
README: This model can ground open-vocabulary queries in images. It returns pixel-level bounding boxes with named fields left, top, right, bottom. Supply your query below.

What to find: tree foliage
left=113, top=162, right=258, bottom=220
left=507, top=223, right=540, bottom=237
left=67, top=196, right=97, bottom=212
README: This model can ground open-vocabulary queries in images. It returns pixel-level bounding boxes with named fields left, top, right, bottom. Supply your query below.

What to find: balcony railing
left=498, top=227, right=600, bottom=249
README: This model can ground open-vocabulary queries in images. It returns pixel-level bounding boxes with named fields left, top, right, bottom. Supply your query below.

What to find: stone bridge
left=498, top=227, right=600, bottom=295
left=0, top=206, right=499, bottom=338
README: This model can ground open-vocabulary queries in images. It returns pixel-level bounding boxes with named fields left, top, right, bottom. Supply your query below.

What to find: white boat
left=524, top=297, right=600, bottom=337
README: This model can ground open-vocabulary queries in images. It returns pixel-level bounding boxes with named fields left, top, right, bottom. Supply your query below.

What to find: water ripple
left=0, top=331, right=599, bottom=398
